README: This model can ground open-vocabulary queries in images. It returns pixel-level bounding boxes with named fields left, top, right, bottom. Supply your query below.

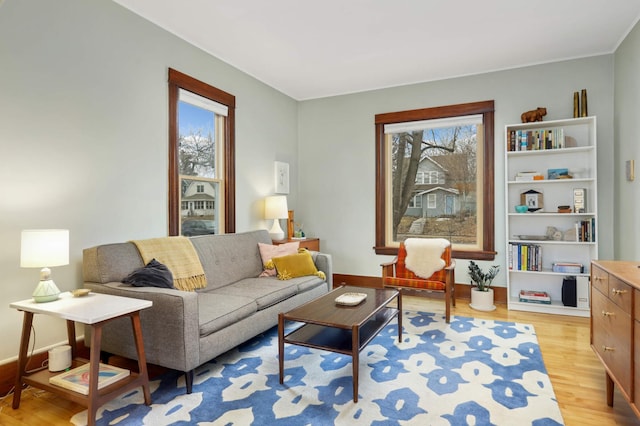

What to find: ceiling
left=113, top=0, right=640, bottom=100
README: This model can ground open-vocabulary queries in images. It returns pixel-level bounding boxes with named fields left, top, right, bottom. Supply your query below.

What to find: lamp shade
left=264, top=195, right=288, bottom=219
left=20, top=229, right=69, bottom=268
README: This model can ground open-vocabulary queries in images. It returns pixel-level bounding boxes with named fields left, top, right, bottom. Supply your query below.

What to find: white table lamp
left=20, top=229, right=69, bottom=303
left=265, top=195, right=288, bottom=240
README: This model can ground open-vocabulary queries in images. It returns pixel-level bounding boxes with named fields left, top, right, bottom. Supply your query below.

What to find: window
left=408, top=193, right=422, bottom=208
left=418, top=171, right=441, bottom=184
left=374, top=100, right=496, bottom=260
left=427, top=193, right=437, bottom=209
left=168, top=69, right=236, bottom=236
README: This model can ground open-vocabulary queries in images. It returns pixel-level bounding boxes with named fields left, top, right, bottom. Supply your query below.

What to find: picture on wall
left=275, top=161, right=289, bottom=194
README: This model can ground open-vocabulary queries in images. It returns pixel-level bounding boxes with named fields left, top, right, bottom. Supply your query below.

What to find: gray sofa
left=82, top=229, right=332, bottom=393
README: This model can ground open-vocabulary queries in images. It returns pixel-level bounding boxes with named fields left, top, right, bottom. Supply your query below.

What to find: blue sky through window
left=179, top=101, right=215, bottom=136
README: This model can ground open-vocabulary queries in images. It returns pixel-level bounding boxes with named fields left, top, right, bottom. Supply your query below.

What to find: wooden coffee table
left=278, top=285, right=401, bottom=402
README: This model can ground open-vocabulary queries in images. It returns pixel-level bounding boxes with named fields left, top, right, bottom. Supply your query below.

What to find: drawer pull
left=594, top=276, right=605, bottom=281
left=612, top=288, right=628, bottom=295
left=602, top=345, right=615, bottom=352
left=601, top=310, right=614, bottom=317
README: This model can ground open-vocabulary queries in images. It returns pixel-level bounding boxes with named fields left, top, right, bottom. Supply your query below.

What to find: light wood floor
left=1, top=296, right=638, bottom=425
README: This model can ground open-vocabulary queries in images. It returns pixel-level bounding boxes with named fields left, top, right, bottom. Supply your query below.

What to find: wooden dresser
left=591, top=260, right=640, bottom=418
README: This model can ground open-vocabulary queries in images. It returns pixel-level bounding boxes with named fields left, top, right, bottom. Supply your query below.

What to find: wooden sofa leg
left=185, top=370, right=194, bottom=394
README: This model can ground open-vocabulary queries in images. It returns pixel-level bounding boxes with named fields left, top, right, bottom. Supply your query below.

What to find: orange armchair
left=381, top=240, right=456, bottom=323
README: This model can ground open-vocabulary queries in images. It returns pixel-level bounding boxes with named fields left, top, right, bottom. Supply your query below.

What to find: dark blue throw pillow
left=122, top=258, right=174, bottom=289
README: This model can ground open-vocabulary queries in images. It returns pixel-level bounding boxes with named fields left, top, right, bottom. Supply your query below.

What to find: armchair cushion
left=383, top=276, right=446, bottom=291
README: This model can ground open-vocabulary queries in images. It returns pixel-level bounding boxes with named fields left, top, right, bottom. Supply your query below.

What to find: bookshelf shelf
left=505, top=116, right=598, bottom=316
left=507, top=297, right=591, bottom=317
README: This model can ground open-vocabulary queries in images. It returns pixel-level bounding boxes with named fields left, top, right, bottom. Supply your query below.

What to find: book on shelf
left=508, top=243, right=542, bottom=271
left=49, top=363, right=129, bottom=395
left=519, top=290, right=551, bottom=304
left=547, top=168, right=570, bottom=180
left=574, top=218, right=596, bottom=242
left=552, top=262, right=584, bottom=274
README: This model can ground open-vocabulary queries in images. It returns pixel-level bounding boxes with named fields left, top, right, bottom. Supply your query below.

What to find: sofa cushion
left=272, top=250, right=325, bottom=280
left=121, top=259, right=174, bottom=289
left=257, top=241, right=299, bottom=277
left=190, top=230, right=271, bottom=291
left=198, top=293, right=257, bottom=337
left=211, top=278, right=299, bottom=310
left=292, top=275, right=326, bottom=293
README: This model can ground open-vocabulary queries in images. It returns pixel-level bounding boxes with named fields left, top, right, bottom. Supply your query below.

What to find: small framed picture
left=520, top=189, right=543, bottom=212
left=275, top=161, right=289, bottom=194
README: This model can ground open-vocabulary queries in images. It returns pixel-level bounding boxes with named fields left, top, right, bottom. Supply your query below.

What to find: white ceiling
left=113, top=0, right=640, bottom=100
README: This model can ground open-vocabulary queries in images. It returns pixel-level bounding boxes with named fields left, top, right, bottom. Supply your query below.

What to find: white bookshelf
left=504, top=116, right=597, bottom=317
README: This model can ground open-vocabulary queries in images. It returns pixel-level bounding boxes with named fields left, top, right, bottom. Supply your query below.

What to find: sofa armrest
left=311, top=252, right=333, bottom=288
left=83, top=282, right=200, bottom=373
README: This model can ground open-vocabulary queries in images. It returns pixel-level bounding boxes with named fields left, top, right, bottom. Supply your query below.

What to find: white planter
left=470, top=288, right=496, bottom=312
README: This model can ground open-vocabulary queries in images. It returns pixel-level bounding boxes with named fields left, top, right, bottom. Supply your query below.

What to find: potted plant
left=468, top=260, right=500, bottom=311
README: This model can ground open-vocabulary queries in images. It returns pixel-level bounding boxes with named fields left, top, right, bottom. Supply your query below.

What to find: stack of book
left=519, top=290, right=551, bottom=304
left=514, top=171, right=544, bottom=181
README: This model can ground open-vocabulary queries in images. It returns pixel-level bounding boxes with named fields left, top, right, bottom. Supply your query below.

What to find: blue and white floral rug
left=72, top=312, right=564, bottom=425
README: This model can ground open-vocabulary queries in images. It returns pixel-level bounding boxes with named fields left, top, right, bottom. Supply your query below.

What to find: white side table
left=10, top=292, right=152, bottom=426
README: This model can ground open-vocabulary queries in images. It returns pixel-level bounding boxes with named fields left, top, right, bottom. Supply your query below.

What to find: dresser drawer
left=592, top=290, right=632, bottom=395
left=591, top=264, right=609, bottom=295
left=609, top=277, right=633, bottom=314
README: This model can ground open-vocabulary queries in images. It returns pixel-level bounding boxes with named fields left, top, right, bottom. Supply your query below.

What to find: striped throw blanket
left=131, top=236, right=207, bottom=291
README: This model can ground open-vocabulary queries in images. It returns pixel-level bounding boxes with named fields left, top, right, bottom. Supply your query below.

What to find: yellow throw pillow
left=272, top=250, right=326, bottom=281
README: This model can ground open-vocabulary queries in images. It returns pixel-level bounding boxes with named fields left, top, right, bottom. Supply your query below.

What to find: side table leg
left=130, top=313, right=151, bottom=405
left=87, top=324, right=103, bottom=426
left=12, top=312, right=34, bottom=409
left=278, top=313, right=285, bottom=384
left=66, top=320, right=77, bottom=358
left=352, top=325, right=359, bottom=403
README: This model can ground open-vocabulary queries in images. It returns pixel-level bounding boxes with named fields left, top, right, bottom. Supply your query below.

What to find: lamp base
left=269, top=219, right=285, bottom=241
left=33, top=278, right=61, bottom=303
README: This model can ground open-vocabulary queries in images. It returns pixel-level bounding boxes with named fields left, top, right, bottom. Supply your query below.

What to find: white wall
left=0, top=0, right=299, bottom=361
left=614, top=20, right=640, bottom=260
left=297, top=56, right=615, bottom=282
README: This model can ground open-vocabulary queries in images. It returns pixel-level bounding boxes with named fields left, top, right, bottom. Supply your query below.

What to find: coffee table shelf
left=285, top=308, right=399, bottom=354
